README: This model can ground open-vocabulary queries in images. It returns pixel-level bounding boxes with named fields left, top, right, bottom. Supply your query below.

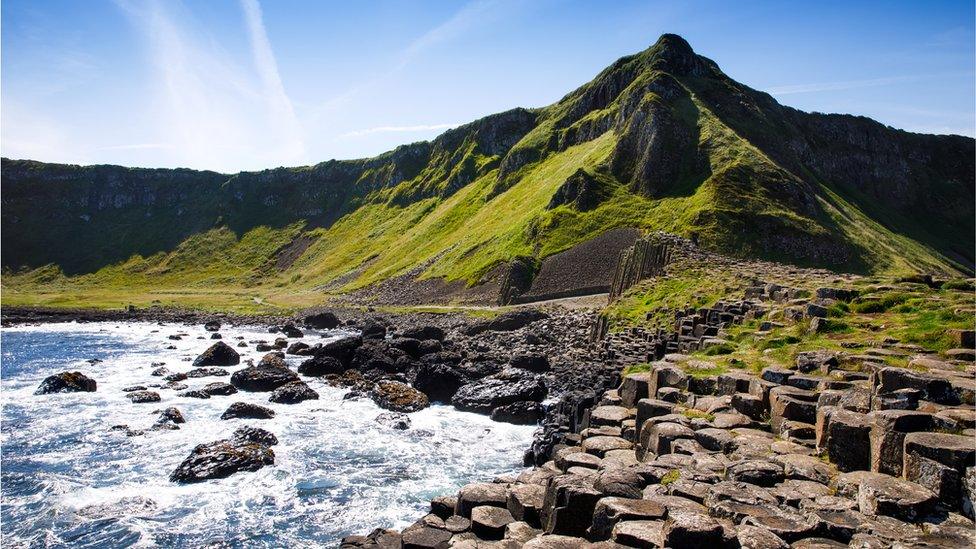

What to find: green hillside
left=3, top=35, right=973, bottom=312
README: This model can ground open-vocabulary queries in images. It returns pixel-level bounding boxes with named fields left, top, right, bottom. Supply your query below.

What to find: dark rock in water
left=490, top=401, right=543, bottom=424
left=255, top=343, right=274, bottom=352
left=165, top=345, right=176, bottom=350
left=414, top=362, right=466, bottom=402
left=204, top=321, right=221, bottom=332
left=76, top=496, right=157, bottom=519
left=341, top=529, right=402, bottom=548
left=168, top=335, right=182, bottom=341
left=151, top=367, right=170, bottom=377
left=122, top=385, right=148, bottom=392
left=286, top=341, right=311, bottom=355
left=269, top=381, right=319, bottom=404
left=281, top=324, right=304, bottom=338
left=464, top=310, right=548, bottom=335
left=233, top=426, right=279, bottom=446
left=313, top=335, right=363, bottom=366
left=231, top=355, right=299, bottom=392
left=126, top=390, right=161, bottom=403
left=35, top=371, right=97, bottom=394
left=164, top=382, right=188, bottom=391
left=203, top=382, right=238, bottom=396
left=510, top=354, right=550, bottom=372
left=156, top=407, right=186, bottom=425
left=210, top=333, right=222, bottom=340
left=179, top=390, right=210, bottom=399
left=370, top=381, right=429, bottom=413
left=298, top=355, right=345, bottom=377
left=169, top=439, right=275, bottom=483
left=164, top=372, right=189, bottom=382
left=192, top=342, right=240, bottom=367
left=185, top=367, right=229, bottom=378
left=375, top=412, right=411, bottom=430
left=360, top=320, right=387, bottom=340
left=304, top=311, right=340, bottom=329
left=237, top=341, right=248, bottom=348
left=150, top=422, right=180, bottom=432
left=401, top=326, right=445, bottom=341
left=111, top=424, right=145, bottom=437
left=221, top=402, right=276, bottom=420
left=451, top=376, right=546, bottom=414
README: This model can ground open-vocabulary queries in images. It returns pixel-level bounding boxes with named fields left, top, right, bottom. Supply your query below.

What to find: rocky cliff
left=3, top=34, right=973, bottom=305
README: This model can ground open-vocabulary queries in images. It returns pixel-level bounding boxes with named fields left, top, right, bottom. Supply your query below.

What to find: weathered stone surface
left=589, top=497, right=666, bottom=541
left=638, top=421, right=693, bottom=460
left=593, top=467, right=645, bottom=498
left=823, top=408, right=871, bottom=472
left=541, top=473, right=601, bottom=537
left=619, top=372, right=654, bottom=408
left=589, top=405, right=634, bottom=427
left=298, top=355, right=345, bottom=377
left=371, top=381, right=429, bottom=413
left=662, top=508, right=724, bottom=546
left=611, top=520, right=663, bottom=547
left=221, top=401, right=275, bottom=420
left=126, top=390, right=161, bottom=403
left=507, top=483, right=545, bottom=526
left=452, top=376, right=546, bottom=413
left=231, top=356, right=299, bottom=392
left=269, top=380, right=319, bottom=404
left=400, top=525, right=450, bottom=549
left=170, top=437, right=274, bottom=483
left=867, top=410, right=935, bottom=476
left=582, top=436, right=633, bottom=458
left=456, top=482, right=508, bottom=518
left=726, top=460, right=784, bottom=487
left=772, top=453, right=835, bottom=484
left=857, top=474, right=937, bottom=521
left=734, top=524, right=788, bottom=549
left=903, top=432, right=975, bottom=511
left=471, top=505, right=515, bottom=540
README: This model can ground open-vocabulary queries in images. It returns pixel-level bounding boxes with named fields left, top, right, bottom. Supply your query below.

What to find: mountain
left=3, top=34, right=973, bottom=308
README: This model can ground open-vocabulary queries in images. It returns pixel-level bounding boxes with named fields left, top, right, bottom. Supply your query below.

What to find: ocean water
left=0, top=322, right=535, bottom=548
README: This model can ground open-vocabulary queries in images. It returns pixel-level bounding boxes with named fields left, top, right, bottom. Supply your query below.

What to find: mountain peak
left=644, top=33, right=707, bottom=77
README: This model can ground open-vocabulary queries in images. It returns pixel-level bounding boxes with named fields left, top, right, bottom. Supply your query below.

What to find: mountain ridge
left=3, top=34, right=973, bottom=310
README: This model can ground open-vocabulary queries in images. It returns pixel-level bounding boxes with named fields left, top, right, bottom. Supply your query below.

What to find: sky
left=2, top=0, right=974, bottom=173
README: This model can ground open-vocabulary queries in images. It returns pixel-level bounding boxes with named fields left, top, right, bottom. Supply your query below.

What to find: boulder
left=371, top=381, right=429, bottom=413
left=298, top=355, right=346, bottom=377
left=510, top=354, right=550, bottom=373
left=414, top=362, right=466, bottom=402
left=169, top=437, right=274, bottom=483
left=314, top=335, right=363, bottom=367
left=286, top=341, right=311, bottom=356
left=490, top=401, right=543, bottom=425
left=451, top=376, right=546, bottom=414
left=203, top=320, right=221, bottom=332
left=126, top=390, right=161, bottom=403
left=375, top=412, right=411, bottom=430
left=359, top=321, right=387, bottom=340
left=221, top=402, right=275, bottom=420
left=611, top=521, right=664, bottom=547
left=192, top=341, right=241, bottom=367
left=156, top=407, right=186, bottom=425
left=269, top=381, right=319, bottom=404
left=230, top=356, right=299, bottom=392
left=304, top=311, right=340, bottom=329
left=202, top=382, right=237, bottom=396
left=35, top=371, right=97, bottom=394
left=185, top=367, right=229, bottom=378
left=233, top=426, right=278, bottom=446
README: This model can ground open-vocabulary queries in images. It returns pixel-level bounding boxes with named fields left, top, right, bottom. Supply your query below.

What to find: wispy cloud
left=112, top=0, right=306, bottom=171
left=240, top=0, right=306, bottom=162
left=766, top=72, right=972, bottom=96
left=339, top=123, right=460, bottom=139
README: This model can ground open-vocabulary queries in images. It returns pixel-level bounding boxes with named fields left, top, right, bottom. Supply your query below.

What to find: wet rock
left=203, top=321, right=221, bottom=332
left=35, top=371, right=97, bottom=394
left=340, top=528, right=402, bottom=548
left=286, top=341, right=311, bottom=356
left=151, top=366, right=170, bottom=376
left=211, top=333, right=222, bottom=340
left=185, top=367, right=229, bottom=378
left=232, top=426, right=278, bottom=446
left=359, top=321, right=387, bottom=340
left=180, top=390, right=210, bottom=399
left=170, top=438, right=275, bottom=483
left=452, top=376, right=546, bottom=414
left=126, top=390, right=161, bottom=403
left=370, top=381, right=429, bottom=413
left=203, top=382, right=237, bottom=396
left=192, top=341, right=240, bottom=367
left=491, top=401, right=543, bottom=425
left=156, top=407, right=186, bottom=425
left=76, top=496, right=158, bottom=519
left=230, top=355, right=299, bottom=392
left=122, top=385, right=147, bottom=392
left=221, top=401, right=276, bottom=420
left=269, top=381, right=319, bottom=404
left=857, top=473, right=937, bottom=521
left=280, top=324, right=303, bottom=338
left=414, top=362, right=466, bottom=402
left=314, top=335, right=363, bottom=367
left=298, top=355, right=346, bottom=377
left=375, top=412, right=411, bottom=430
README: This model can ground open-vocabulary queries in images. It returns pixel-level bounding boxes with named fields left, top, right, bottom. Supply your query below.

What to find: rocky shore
left=19, top=275, right=976, bottom=547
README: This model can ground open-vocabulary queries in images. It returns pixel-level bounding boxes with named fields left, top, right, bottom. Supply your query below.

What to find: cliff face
left=2, top=34, right=973, bottom=299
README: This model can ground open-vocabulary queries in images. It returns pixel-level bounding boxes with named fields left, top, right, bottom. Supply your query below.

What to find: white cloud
left=338, top=123, right=460, bottom=139
left=766, top=72, right=972, bottom=96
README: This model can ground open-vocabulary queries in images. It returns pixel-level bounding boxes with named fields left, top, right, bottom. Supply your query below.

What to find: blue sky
left=2, top=0, right=973, bottom=172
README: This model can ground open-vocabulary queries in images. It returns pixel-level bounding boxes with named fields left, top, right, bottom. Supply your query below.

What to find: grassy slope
left=2, top=42, right=968, bottom=313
